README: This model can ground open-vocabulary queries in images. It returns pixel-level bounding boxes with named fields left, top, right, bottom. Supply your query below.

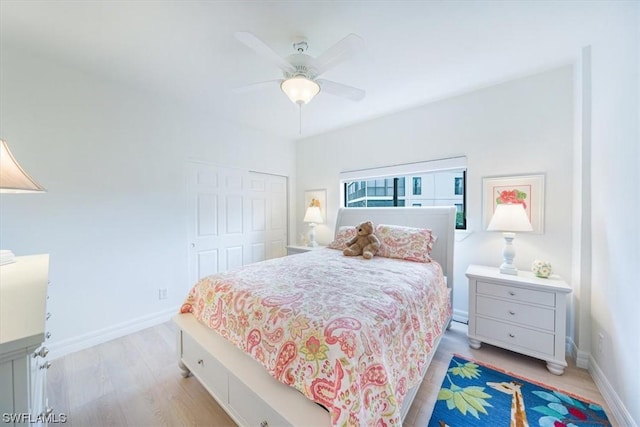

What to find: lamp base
left=499, top=232, right=518, bottom=275
left=499, top=263, right=518, bottom=275
left=307, top=222, right=318, bottom=247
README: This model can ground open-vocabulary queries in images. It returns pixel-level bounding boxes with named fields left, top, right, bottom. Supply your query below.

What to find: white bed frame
left=173, top=206, right=456, bottom=427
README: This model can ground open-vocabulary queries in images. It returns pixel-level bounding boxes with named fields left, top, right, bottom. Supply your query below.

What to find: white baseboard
left=566, top=335, right=590, bottom=369
left=452, top=308, right=468, bottom=324
left=576, top=349, right=590, bottom=369
left=47, top=307, right=178, bottom=360
left=589, top=355, right=637, bottom=427
left=566, top=336, right=576, bottom=359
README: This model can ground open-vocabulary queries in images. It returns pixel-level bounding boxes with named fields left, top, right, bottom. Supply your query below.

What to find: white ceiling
left=1, top=1, right=598, bottom=140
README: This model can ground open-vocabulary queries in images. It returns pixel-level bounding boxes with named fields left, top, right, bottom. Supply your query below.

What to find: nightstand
left=286, top=245, right=326, bottom=255
left=466, top=264, right=572, bottom=375
left=0, top=255, right=51, bottom=424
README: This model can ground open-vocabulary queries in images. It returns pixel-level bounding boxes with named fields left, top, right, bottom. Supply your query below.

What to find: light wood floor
left=47, top=320, right=615, bottom=426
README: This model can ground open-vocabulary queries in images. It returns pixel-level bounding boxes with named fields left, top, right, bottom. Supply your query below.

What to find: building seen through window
left=344, top=169, right=466, bottom=229
left=413, top=177, right=422, bottom=195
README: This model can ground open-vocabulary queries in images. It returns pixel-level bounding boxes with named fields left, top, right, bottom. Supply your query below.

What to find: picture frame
left=482, top=174, right=545, bottom=234
left=304, top=188, right=327, bottom=222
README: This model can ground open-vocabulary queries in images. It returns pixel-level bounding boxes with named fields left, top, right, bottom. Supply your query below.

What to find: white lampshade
left=487, top=203, right=532, bottom=232
left=303, top=206, right=323, bottom=224
left=0, top=139, right=45, bottom=193
left=281, top=76, right=321, bottom=104
left=0, top=139, right=45, bottom=264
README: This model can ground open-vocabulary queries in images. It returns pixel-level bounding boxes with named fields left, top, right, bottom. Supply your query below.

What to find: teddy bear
left=343, top=221, right=381, bottom=259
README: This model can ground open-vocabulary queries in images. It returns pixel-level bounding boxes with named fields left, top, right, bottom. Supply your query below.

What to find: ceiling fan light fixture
left=280, top=76, right=320, bottom=104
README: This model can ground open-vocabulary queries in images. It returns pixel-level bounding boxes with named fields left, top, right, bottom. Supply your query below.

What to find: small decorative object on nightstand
left=531, top=260, right=553, bottom=278
left=286, top=245, right=326, bottom=256
left=466, top=264, right=572, bottom=375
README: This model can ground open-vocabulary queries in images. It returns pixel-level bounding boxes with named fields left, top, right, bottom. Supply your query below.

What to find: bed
left=173, top=206, right=455, bottom=426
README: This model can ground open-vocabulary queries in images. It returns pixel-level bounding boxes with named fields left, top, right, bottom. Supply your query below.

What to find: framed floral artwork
left=482, top=174, right=545, bottom=234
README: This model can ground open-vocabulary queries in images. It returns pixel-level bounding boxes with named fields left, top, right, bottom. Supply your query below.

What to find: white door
left=187, top=162, right=288, bottom=284
left=247, top=171, right=289, bottom=261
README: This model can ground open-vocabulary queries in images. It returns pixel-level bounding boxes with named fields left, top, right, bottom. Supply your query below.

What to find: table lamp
left=487, top=203, right=532, bottom=275
left=0, top=139, right=46, bottom=264
left=303, top=206, right=323, bottom=247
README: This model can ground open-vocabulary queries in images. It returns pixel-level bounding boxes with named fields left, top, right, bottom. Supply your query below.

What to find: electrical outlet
left=598, top=332, right=604, bottom=355
left=158, top=288, right=168, bottom=300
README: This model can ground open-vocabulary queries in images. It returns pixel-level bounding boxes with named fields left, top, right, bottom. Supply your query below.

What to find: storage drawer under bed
left=180, top=330, right=294, bottom=427
left=229, top=375, right=291, bottom=427
left=181, top=331, right=229, bottom=403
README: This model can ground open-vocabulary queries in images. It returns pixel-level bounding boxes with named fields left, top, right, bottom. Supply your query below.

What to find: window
left=455, top=177, right=464, bottom=195
left=455, top=204, right=464, bottom=229
left=345, top=178, right=405, bottom=207
left=341, top=157, right=467, bottom=229
left=413, top=177, right=422, bottom=195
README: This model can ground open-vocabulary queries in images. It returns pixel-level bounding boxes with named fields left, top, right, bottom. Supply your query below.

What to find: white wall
left=0, top=45, right=296, bottom=356
left=296, top=66, right=574, bottom=325
left=587, top=3, right=639, bottom=424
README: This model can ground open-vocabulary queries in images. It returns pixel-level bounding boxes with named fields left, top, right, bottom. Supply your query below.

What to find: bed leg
left=178, top=360, right=192, bottom=378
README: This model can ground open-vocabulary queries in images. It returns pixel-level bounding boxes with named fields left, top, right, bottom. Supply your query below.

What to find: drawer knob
left=508, top=333, right=515, bottom=338
left=34, top=346, right=49, bottom=358
left=46, top=312, right=52, bottom=320
left=40, top=361, right=52, bottom=370
left=508, top=310, right=516, bottom=315
left=197, top=359, right=204, bottom=366
left=260, top=422, right=269, bottom=427
left=508, top=291, right=516, bottom=296
left=46, top=331, right=52, bottom=339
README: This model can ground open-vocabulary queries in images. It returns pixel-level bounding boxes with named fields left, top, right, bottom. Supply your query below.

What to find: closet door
left=248, top=172, right=288, bottom=261
left=187, top=162, right=288, bottom=285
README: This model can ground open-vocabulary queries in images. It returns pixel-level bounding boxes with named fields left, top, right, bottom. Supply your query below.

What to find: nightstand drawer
left=477, top=281, right=555, bottom=307
left=476, top=295, right=555, bottom=331
left=476, top=317, right=555, bottom=356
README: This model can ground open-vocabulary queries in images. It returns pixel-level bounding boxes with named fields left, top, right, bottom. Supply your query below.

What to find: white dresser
left=466, top=264, right=572, bottom=375
left=0, top=255, right=51, bottom=425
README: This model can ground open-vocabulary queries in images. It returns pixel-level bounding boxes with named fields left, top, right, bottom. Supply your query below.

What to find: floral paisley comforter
left=180, top=248, right=451, bottom=426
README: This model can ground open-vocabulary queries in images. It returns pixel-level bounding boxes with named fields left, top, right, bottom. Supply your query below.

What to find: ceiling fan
left=234, top=31, right=366, bottom=105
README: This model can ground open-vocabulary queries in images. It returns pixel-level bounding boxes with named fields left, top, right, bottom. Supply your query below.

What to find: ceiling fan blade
left=234, top=32, right=295, bottom=74
left=312, top=33, right=364, bottom=76
left=232, top=79, right=282, bottom=94
left=316, top=79, right=365, bottom=101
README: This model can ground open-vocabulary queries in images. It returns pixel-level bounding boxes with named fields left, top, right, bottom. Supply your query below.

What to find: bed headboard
left=334, top=207, right=456, bottom=290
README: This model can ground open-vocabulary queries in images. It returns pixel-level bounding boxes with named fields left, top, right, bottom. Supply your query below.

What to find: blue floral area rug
left=428, top=355, right=611, bottom=427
